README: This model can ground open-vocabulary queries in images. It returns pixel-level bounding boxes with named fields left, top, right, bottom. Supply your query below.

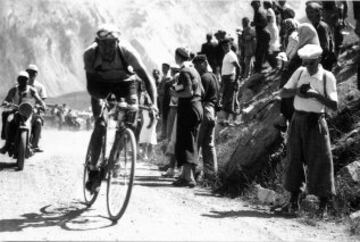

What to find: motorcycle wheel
left=17, top=131, right=27, bottom=171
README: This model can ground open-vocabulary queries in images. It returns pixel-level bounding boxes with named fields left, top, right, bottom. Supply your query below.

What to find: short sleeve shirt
left=284, top=65, right=337, bottom=113
left=32, top=81, right=47, bottom=99
left=221, top=51, right=238, bottom=75
left=4, top=86, right=39, bottom=106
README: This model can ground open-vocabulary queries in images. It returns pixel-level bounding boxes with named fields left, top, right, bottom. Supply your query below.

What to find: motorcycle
left=2, top=102, right=34, bottom=170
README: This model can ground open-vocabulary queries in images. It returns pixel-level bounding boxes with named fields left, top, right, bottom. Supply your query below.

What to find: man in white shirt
left=279, top=44, right=338, bottom=217
left=26, top=64, right=47, bottom=152
left=220, top=38, right=241, bottom=126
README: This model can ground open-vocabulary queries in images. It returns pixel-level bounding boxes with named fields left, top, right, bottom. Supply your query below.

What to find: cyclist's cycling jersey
left=83, top=42, right=147, bottom=83
left=4, top=85, right=40, bottom=106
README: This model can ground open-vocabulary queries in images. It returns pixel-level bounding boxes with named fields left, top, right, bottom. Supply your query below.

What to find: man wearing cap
left=26, top=64, right=47, bottom=152
left=83, top=24, right=158, bottom=192
left=193, top=54, right=219, bottom=180
left=170, top=47, right=203, bottom=187
left=279, top=44, right=338, bottom=216
left=0, top=71, right=46, bottom=155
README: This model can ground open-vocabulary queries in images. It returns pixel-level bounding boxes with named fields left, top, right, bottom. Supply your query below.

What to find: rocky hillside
left=0, top=0, right=310, bottom=100
left=0, top=0, right=246, bottom=98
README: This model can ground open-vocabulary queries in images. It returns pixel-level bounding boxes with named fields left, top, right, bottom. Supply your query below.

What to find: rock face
left=0, top=0, right=253, bottom=98
left=350, top=210, right=360, bottom=235
left=221, top=70, right=283, bottom=189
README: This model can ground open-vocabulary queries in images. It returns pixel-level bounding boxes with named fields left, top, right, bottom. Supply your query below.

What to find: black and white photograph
left=0, top=0, right=360, bottom=241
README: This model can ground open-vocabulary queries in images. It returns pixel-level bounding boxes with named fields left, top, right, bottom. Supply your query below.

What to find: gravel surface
left=0, top=130, right=356, bottom=241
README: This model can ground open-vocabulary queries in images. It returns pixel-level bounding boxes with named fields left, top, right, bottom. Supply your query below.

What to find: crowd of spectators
left=138, top=0, right=360, bottom=217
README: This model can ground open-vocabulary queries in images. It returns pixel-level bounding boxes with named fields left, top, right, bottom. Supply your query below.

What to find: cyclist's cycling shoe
left=86, top=170, right=101, bottom=193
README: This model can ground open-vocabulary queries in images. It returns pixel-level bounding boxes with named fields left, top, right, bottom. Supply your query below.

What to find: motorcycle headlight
left=18, top=102, right=33, bottom=119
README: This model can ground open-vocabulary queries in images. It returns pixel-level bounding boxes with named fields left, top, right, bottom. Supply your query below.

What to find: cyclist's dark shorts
left=87, top=77, right=139, bottom=101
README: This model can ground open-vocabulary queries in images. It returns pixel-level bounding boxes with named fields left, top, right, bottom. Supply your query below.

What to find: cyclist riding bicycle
left=83, top=24, right=158, bottom=192
left=0, top=71, right=46, bottom=155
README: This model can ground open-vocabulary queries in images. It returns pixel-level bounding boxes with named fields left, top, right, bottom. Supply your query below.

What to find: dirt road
left=0, top=130, right=356, bottom=241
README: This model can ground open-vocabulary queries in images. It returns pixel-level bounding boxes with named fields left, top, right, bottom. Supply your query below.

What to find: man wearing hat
left=26, top=64, right=47, bottom=152
left=83, top=24, right=158, bottom=192
left=279, top=44, right=338, bottom=216
left=170, top=47, right=203, bottom=187
left=0, top=71, right=46, bottom=155
left=193, top=54, right=219, bottom=180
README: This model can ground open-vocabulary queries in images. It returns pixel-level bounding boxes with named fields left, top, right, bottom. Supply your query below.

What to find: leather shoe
left=172, top=178, right=196, bottom=188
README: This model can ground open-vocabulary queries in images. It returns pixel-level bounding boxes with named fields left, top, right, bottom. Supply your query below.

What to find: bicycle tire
left=106, top=128, right=136, bottom=221
left=83, top=131, right=107, bottom=207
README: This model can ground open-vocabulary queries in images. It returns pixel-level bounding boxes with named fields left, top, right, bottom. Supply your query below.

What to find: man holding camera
left=279, top=44, right=338, bottom=216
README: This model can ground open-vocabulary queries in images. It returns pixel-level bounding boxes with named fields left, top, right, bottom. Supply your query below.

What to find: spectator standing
left=321, top=1, right=347, bottom=56
left=251, top=0, right=270, bottom=73
left=171, top=48, right=203, bottom=188
left=276, top=0, right=295, bottom=49
left=152, top=69, right=161, bottom=87
left=200, top=33, right=219, bottom=73
left=214, top=30, right=227, bottom=75
left=279, top=44, right=338, bottom=216
left=306, top=2, right=336, bottom=71
left=220, top=38, right=241, bottom=126
left=239, top=17, right=256, bottom=78
left=157, top=63, right=171, bottom=140
left=264, top=1, right=281, bottom=68
left=162, top=66, right=180, bottom=178
left=193, top=55, right=219, bottom=180
left=139, top=92, right=158, bottom=161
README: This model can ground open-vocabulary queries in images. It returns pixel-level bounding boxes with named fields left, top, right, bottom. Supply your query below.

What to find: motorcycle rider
left=83, top=24, right=158, bottom=192
left=0, top=71, right=46, bottom=154
left=26, top=64, right=47, bottom=152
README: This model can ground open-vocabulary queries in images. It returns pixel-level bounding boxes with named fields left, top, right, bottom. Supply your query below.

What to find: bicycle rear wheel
left=106, top=128, right=136, bottom=221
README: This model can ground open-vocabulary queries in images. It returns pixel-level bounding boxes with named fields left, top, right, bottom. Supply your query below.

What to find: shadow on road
left=0, top=200, right=116, bottom=232
left=134, top=175, right=175, bottom=188
left=202, top=209, right=291, bottom=219
left=0, top=161, right=18, bottom=171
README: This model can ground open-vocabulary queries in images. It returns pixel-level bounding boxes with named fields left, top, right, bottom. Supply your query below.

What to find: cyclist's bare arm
left=122, top=46, right=158, bottom=108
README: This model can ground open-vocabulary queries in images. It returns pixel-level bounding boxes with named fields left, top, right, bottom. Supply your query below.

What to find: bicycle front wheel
left=106, top=128, right=136, bottom=221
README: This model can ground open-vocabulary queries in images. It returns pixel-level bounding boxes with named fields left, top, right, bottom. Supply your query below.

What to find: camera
left=300, top=83, right=311, bottom=94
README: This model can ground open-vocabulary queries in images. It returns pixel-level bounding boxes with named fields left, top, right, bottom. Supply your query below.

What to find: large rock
left=350, top=210, right=360, bottom=235
left=220, top=70, right=283, bottom=188
left=338, top=161, right=360, bottom=184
